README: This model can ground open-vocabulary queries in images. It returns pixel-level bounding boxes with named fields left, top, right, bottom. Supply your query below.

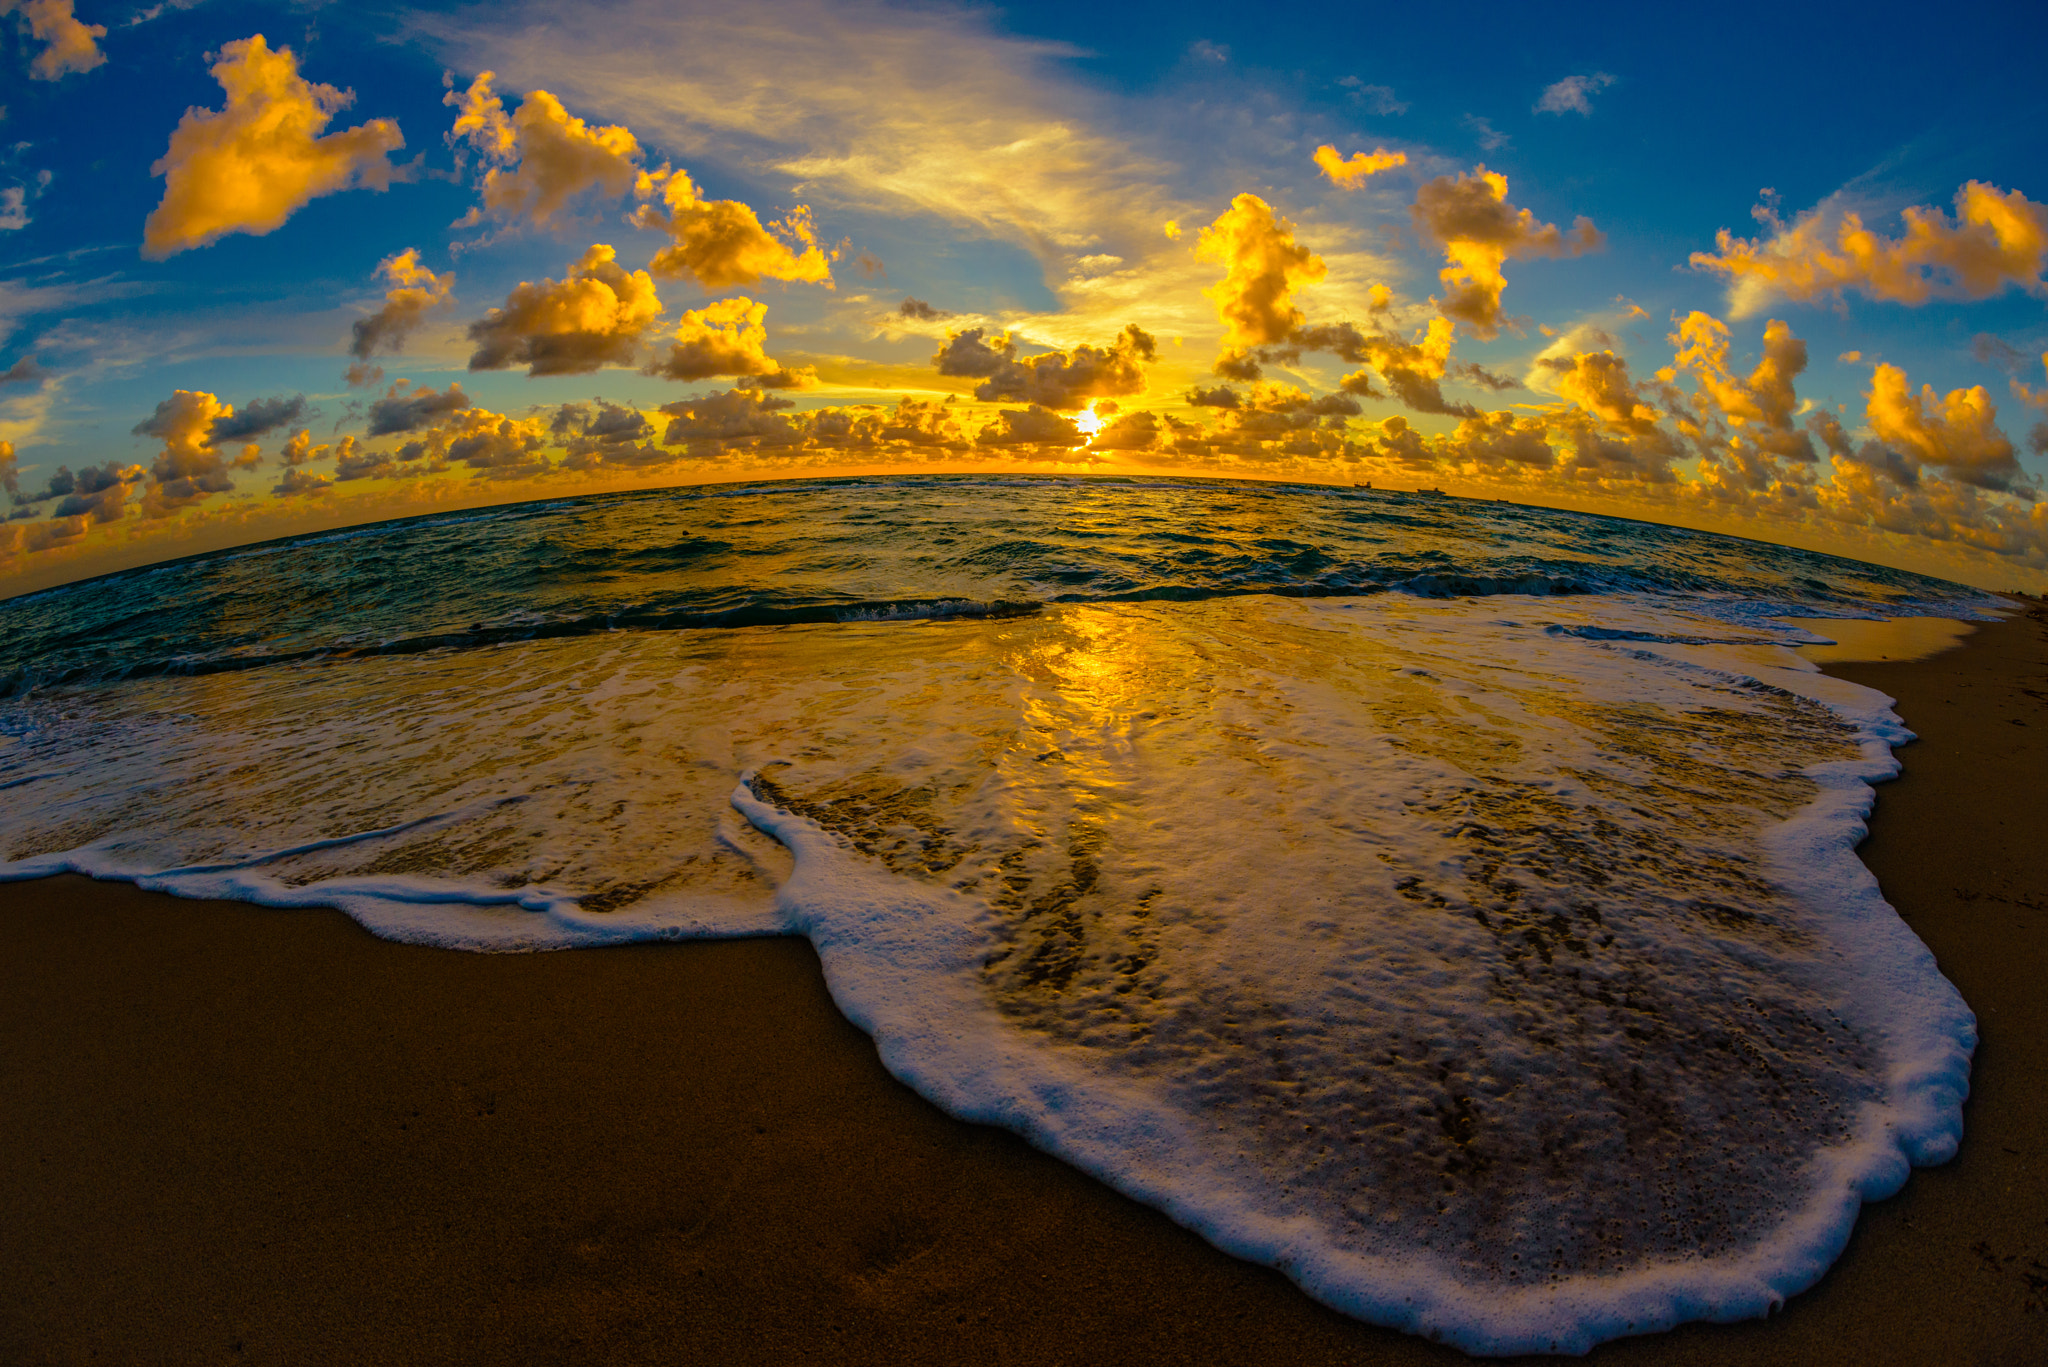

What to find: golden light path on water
left=0, top=592, right=1974, bottom=1352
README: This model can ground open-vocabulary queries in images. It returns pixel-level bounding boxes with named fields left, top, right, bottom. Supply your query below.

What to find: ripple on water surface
left=0, top=590, right=1974, bottom=1354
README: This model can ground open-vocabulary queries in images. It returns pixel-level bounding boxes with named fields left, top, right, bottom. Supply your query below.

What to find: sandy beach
left=3, top=602, right=2043, bottom=1366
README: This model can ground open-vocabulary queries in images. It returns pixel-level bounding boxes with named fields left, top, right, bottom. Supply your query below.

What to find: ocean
left=0, top=475, right=1995, bottom=1354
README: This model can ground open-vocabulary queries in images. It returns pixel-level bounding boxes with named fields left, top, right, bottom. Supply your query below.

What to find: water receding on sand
left=0, top=583, right=1978, bottom=1353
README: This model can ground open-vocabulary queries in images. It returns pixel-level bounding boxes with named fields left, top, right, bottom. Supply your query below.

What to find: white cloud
left=1535, top=73, right=1617, bottom=117
left=1338, top=78, right=1408, bottom=116
left=1462, top=114, right=1511, bottom=151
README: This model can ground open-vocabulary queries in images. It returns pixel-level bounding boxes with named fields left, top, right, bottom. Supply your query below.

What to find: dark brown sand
left=3, top=604, right=2045, bottom=1366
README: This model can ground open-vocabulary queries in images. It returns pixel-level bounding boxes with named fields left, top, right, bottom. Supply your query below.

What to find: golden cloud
left=1815, top=453, right=2047, bottom=564
left=1196, top=194, right=1327, bottom=373
left=977, top=405, right=1084, bottom=449
left=1313, top=144, right=1407, bottom=188
left=1545, top=350, right=1663, bottom=435
left=432, top=407, right=550, bottom=477
left=466, top=244, right=663, bottom=375
left=659, top=387, right=806, bottom=450
left=1088, top=409, right=1167, bottom=452
left=1865, top=362, right=2025, bottom=491
left=131, top=389, right=235, bottom=516
left=1692, top=183, right=2048, bottom=317
left=647, top=296, right=800, bottom=383
left=2, top=0, right=104, bottom=80
left=349, top=249, right=455, bottom=371
left=1439, top=410, right=1558, bottom=470
left=1410, top=167, right=1603, bottom=337
left=631, top=166, right=833, bottom=290
left=446, top=74, right=643, bottom=228
left=1669, top=313, right=1814, bottom=460
left=1334, top=317, right=1474, bottom=417
left=932, top=323, right=1157, bottom=409
left=142, top=36, right=405, bottom=259
left=335, top=398, right=547, bottom=483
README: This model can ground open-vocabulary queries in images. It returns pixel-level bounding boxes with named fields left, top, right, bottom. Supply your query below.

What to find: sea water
left=0, top=476, right=1995, bottom=1354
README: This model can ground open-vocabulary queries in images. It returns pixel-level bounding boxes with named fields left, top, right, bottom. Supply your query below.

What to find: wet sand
left=3, top=602, right=2044, bottom=1366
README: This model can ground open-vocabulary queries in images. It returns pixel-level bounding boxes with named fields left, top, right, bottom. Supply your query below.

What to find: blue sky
left=3, top=0, right=2046, bottom=593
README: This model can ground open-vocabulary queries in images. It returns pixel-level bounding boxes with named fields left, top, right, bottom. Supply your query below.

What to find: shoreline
left=3, top=605, right=2043, bottom=1365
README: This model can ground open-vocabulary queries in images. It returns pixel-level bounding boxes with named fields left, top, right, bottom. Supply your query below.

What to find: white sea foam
left=0, top=594, right=1973, bottom=1354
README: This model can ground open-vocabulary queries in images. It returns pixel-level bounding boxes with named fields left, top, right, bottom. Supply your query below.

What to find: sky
left=2, top=0, right=2046, bottom=596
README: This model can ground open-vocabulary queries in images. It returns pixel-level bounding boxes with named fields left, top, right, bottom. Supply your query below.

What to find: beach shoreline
left=3, top=603, right=2043, bottom=1366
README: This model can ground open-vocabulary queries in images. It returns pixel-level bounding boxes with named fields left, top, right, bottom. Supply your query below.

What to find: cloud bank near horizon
left=1, top=1, right=2046, bottom=593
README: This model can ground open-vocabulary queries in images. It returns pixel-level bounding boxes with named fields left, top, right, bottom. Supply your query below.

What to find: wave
left=0, top=592, right=1974, bottom=1353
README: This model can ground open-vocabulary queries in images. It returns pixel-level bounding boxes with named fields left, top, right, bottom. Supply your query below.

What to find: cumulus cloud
left=39, top=462, right=136, bottom=524
left=660, top=387, right=803, bottom=448
left=646, top=295, right=799, bottom=383
left=899, top=297, right=949, bottom=320
left=445, top=73, right=642, bottom=228
left=466, top=243, right=662, bottom=375
left=272, top=467, right=331, bottom=496
left=1692, top=182, right=2048, bottom=317
left=1535, top=73, right=1616, bottom=116
left=0, top=187, right=26, bottom=231
left=1313, top=144, right=1407, bottom=188
left=1219, top=383, right=1360, bottom=430
left=630, top=166, right=833, bottom=290
left=1333, top=317, right=1477, bottom=417
left=132, top=389, right=235, bottom=515
left=1088, top=409, right=1166, bottom=452
left=335, top=399, right=548, bottom=481
left=432, top=406, right=548, bottom=476
left=349, top=249, right=455, bottom=369
left=1540, top=350, right=1665, bottom=435
left=977, top=404, right=1083, bottom=448
left=1411, top=167, right=1603, bottom=337
left=932, top=323, right=1156, bottom=409
left=1865, top=362, right=2027, bottom=491
left=1437, top=410, right=1558, bottom=469
left=209, top=393, right=305, bottom=443
left=553, top=400, right=653, bottom=447
left=1, top=0, right=105, bottom=81
left=332, top=437, right=409, bottom=482
left=142, top=35, right=406, bottom=259
left=1196, top=194, right=1327, bottom=373
left=1669, top=312, right=1815, bottom=460
left=366, top=381, right=471, bottom=436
